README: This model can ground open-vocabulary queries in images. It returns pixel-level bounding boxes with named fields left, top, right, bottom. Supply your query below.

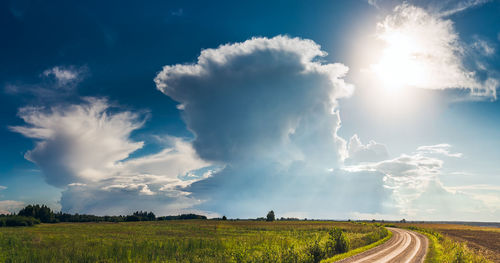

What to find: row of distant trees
left=1, top=205, right=281, bottom=227
left=15, top=205, right=163, bottom=223
left=0, top=204, right=207, bottom=227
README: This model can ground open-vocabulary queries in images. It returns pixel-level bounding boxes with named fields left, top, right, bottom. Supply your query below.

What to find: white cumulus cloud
left=11, top=97, right=145, bottom=186
left=11, top=98, right=213, bottom=215
left=155, top=35, right=353, bottom=167
left=153, top=36, right=401, bottom=218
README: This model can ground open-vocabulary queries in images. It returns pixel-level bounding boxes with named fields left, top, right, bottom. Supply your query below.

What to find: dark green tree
left=18, top=204, right=55, bottom=223
left=266, top=210, right=275, bottom=222
left=147, top=212, right=156, bottom=221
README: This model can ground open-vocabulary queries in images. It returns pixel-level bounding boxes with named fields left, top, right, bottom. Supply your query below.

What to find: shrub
left=307, top=240, right=325, bottom=263
left=0, top=216, right=40, bottom=227
left=325, top=235, right=336, bottom=257
left=157, top=214, right=207, bottom=220
left=125, top=215, right=141, bottom=222
left=326, top=227, right=350, bottom=255
left=363, top=226, right=388, bottom=244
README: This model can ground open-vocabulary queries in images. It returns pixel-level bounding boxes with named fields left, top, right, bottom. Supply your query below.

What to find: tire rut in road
left=334, top=228, right=427, bottom=263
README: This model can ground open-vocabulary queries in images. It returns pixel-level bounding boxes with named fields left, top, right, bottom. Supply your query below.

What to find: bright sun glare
left=371, top=32, right=428, bottom=93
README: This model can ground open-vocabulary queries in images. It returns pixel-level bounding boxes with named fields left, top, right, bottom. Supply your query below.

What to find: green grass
left=405, top=226, right=491, bottom=263
left=321, top=228, right=392, bottom=263
left=0, top=220, right=388, bottom=263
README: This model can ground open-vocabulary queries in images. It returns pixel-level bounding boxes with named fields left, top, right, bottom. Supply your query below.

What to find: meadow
left=0, top=220, right=388, bottom=263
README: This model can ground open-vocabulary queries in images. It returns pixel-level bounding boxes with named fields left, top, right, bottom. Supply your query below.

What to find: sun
left=371, top=31, right=428, bottom=93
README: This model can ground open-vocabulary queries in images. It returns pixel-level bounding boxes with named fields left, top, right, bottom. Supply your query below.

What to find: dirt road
left=336, top=228, right=428, bottom=263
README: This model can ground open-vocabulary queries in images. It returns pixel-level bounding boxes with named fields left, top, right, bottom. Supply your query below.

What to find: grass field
left=0, top=220, right=388, bottom=263
left=396, top=223, right=499, bottom=263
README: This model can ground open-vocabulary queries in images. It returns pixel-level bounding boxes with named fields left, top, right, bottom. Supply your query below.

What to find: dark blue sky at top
left=0, top=0, right=374, bottom=175
left=1, top=0, right=500, bottom=216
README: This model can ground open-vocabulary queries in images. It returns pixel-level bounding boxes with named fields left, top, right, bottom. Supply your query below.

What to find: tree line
left=0, top=204, right=207, bottom=227
left=1, top=205, right=281, bottom=227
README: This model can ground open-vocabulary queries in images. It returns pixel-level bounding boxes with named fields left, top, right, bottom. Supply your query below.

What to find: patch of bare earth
left=439, top=229, right=500, bottom=263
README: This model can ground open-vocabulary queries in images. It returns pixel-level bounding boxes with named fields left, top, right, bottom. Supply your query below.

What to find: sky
left=1, top=0, right=500, bottom=221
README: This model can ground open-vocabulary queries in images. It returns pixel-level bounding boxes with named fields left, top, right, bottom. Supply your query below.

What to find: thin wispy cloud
left=170, top=8, right=184, bottom=17
left=345, top=134, right=389, bottom=164
left=43, top=66, right=80, bottom=86
left=5, top=65, right=87, bottom=100
left=367, top=0, right=492, bottom=16
left=0, top=200, right=25, bottom=215
left=437, top=0, right=492, bottom=17
left=416, top=144, right=463, bottom=158
left=471, top=38, right=495, bottom=56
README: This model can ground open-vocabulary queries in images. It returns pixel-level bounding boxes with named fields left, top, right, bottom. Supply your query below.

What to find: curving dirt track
left=336, top=228, right=428, bottom=263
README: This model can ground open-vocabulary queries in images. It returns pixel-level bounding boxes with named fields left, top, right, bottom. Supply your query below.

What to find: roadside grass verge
left=321, top=228, right=392, bottom=263
left=405, top=226, right=491, bottom=263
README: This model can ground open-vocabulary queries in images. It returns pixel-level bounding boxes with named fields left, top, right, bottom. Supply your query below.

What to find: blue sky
left=1, top=0, right=500, bottom=221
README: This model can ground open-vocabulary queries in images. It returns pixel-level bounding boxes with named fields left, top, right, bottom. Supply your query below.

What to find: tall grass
left=0, top=221, right=387, bottom=263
